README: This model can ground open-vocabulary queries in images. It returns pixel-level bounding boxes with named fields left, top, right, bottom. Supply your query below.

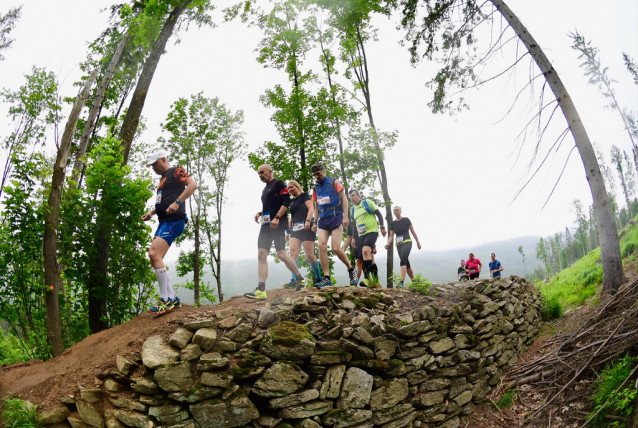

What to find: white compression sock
left=155, top=268, right=169, bottom=300
left=166, top=272, right=176, bottom=300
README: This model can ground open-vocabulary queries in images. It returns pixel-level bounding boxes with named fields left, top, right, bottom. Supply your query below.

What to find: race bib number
left=318, top=196, right=330, bottom=205
left=470, top=269, right=476, bottom=273
left=357, top=224, right=367, bottom=234
left=396, top=235, right=404, bottom=244
left=156, top=190, right=163, bottom=204
left=292, top=222, right=304, bottom=231
left=261, top=212, right=271, bottom=224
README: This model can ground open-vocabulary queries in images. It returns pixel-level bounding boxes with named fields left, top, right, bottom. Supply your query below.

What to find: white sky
left=1, top=0, right=637, bottom=263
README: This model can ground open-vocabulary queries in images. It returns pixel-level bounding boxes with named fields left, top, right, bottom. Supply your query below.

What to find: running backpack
left=350, top=200, right=374, bottom=222
left=314, top=177, right=343, bottom=214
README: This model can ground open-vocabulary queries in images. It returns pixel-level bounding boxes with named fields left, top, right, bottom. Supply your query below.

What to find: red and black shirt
left=261, top=178, right=290, bottom=230
left=156, top=166, right=190, bottom=222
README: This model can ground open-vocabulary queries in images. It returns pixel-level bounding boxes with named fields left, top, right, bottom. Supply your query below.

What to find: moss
left=324, top=409, right=349, bottom=419
left=452, top=311, right=462, bottom=325
left=467, top=334, right=478, bottom=345
left=361, top=297, right=379, bottom=309
left=269, top=321, right=313, bottom=347
left=236, top=352, right=269, bottom=369
left=400, top=320, right=409, bottom=326
left=230, top=366, right=253, bottom=377
left=351, top=359, right=388, bottom=372
left=318, top=291, right=337, bottom=298
left=187, top=382, right=203, bottom=394
left=316, top=350, right=348, bottom=356
left=436, top=324, right=448, bottom=334
left=389, top=359, right=404, bottom=367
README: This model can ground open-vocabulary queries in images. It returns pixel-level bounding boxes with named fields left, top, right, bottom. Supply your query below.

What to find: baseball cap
left=146, top=150, right=168, bottom=166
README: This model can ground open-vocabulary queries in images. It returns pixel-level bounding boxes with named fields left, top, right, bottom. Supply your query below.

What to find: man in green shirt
left=349, top=190, right=386, bottom=282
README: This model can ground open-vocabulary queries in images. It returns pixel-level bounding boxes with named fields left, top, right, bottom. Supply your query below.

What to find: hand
left=417, top=243, right=422, bottom=250
left=270, top=218, right=279, bottom=229
left=304, top=221, right=310, bottom=231
left=286, top=232, right=290, bottom=242
left=351, top=240, right=357, bottom=249
left=142, top=212, right=152, bottom=221
left=166, top=202, right=179, bottom=215
left=342, top=216, right=349, bottom=229
left=311, top=223, right=317, bottom=233
left=380, top=227, right=387, bottom=237
left=289, top=221, right=292, bottom=230
left=384, top=244, right=389, bottom=250
left=254, top=212, right=262, bottom=223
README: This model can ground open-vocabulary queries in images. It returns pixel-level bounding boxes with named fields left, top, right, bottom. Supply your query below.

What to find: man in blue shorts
left=310, top=162, right=357, bottom=287
left=142, top=151, right=197, bottom=314
left=489, top=253, right=504, bottom=278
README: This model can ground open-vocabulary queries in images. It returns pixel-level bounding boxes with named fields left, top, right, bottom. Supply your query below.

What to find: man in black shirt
left=142, top=150, right=197, bottom=314
left=245, top=164, right=303, bottom=299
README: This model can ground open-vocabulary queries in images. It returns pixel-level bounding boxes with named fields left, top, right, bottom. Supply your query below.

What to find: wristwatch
left=275, top=214, right=281, bottom=220
left=175, top=197, right=182, bottom=205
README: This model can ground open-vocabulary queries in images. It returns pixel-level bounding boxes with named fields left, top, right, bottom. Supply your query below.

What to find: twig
left=487, top=396, right=505, bottom=419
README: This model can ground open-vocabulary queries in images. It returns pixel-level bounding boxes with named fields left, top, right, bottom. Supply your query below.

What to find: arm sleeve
left=311, top=189, right=317, bottom=202
left=277, top=181, right=290, bottom=208
left=334, top=179, right=345, bottom=193
left=174, top=167, right=190, bottom=183
left=374, top=209, right=384, bottom=225
left=347, top=223, right=354, bottom=237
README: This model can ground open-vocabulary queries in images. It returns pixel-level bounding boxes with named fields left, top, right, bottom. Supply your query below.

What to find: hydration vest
left=350, top=199, right=374, bottom=222
left=313, top=177, right=343, bottom=218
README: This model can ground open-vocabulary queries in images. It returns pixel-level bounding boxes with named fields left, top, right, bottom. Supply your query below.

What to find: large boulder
left=252, top=362, right=309, bottom=397
left=76, top=400, right=105, bottom=428
left=319, top=364, right=346, bottom=399
left=141, top=336, right=179, bottom=369
left=260, top=321, right=316, bottom=360
left=369, top=378, right=409, bottom=410
left=189, top=392, right=259, bottom=428
left=336, top=367, right=373, bottom=409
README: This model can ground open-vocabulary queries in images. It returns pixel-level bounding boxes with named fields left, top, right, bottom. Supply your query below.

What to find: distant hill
left=168, top=235, right=544, bottom=304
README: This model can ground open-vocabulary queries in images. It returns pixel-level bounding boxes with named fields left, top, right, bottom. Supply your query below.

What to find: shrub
left=539, top=296, right=563, bottom=320
left=496, top=388, right=517, bottom=409
left=621, top=241, right=636, bottom=259
left=587, top=354, right=638, bottom=427
left=408, top=274, right=432, bottom=295
left=1, top=396, right=42, bottom=428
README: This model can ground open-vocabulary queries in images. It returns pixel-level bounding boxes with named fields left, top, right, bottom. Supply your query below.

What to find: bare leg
left=317, top=229, right=330, bottom=276
left=330, top=227, right=352, bottom=269
left=400, top=265, right=407, bottom=282
left=277, top=250, right=300, bottom=276
left=362, top=246, right=372, bottom=261
left=303, top=240, right=317, bottom=264
left=258, top=248, right=269, bottom=283
left=149, top=237, right=170, bottom=269
left=407, top=267, right=415, bottom=280
left=356, top=259, right=364, bottom=280
left=289, top=238, right=301, bottom=261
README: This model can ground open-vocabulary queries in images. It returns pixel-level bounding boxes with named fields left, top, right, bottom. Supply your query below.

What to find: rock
left=313, top=295, right=328, bottom=305
left=80, top=389, right=102, bottom=403
left=170, top=327, right=195, bottom=349
left=154, top=361, right=195, bottom=392
left=211, top=339, right=241, bottom=353
left=336, top=367, right=373, bottom=409
left=76, top=401, right=105, bottom=428
left=501, top=320, right=514, bottom=334
left=169, top=386, right=224, bottom=403
left=395, top=313, right=413, bottom=324
left=141, top=336, right=179, bottom=369
left=222, top=384, right=240, bottom=400
left=41, top=406, right=71, bottom=424
left=277, top=400, right=333, bottom=419
left=298, top=419, right=322, bottom=428
left=104, top=409, right=125, bottom=428
left=269, top=389, right=319, bottom=409
left=226, top=323, right=253, bottom=343
left=398, top=321, right=431, bottom=337
left=148, top=405, right=182, bottom=418
left=340, top=300, right=356, bottom=310
left=378, top=410, right=417, bottom=428
left=129, top=377, right=158, bottom=395
left=164, top=422, right=196, bottom=428
left=180, top=344, right=203, bottom=361
left=257, top=415, right=282, bottom=428
left=372, top=404, right=414, bottom=425
left=260, top=321, right=316, bottom=360
left=428, top=337, right=455, bottom=354
left=252, top=362, right=309, bottom=397
left=411, top=390, right=448, bottom=409
left=310, top=352, right=352, bottom=365
left=112, top=410, right=149, bottom=428
left=258, top=310, right=280, bottom=328
left=183, top=319, right=216, bottom=330
left=104, top=378, right=127, bottom=392
left=116, top=354, right=135, bottom=376
left=323, top=409, right=372, bottom=428
left=369, top=378, right=409, bottom=410
left=215, top=307, right=235, bottom=319
left=351, top=313, right=369, bottom=328
left=320, top=364, right=346, bottom=399
left=448, top=378, right=467, bottom=398
left=373, top=337, right=397, bottom=361
left=190, top=392, right=259, bottom=428
left=156, top=410, right=190, bottom=425
left=437, top=416, right=460, bottom=428
left=192, top=328, right=218, bottom=350
left=219, top=315, right=238, bottom=329
left=108, top=395, right=147, bottom=412
left=454, top=391, right=473, bottom=406
left=419, top=378, right=450, bottom=392
left=352, top=327, right=374, bottom=346
left=201, top=372, right=234, bottom=388
left=68, top=414, right=92, bottom=428
left=406, top=370, right=428, bottom=385
left=471, top=377, right=491, bottom=401
left=197, top=352, right=229, bottom=371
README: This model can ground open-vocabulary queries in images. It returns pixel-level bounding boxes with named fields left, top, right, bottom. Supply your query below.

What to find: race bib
left=261, top=212, right=271, bottom=224
left=396, top=235, right=404, bottom=244
left=470, top=269, right=476, bottom=273
left=357, top=224, right=367, bottom=234
left=317, top=196, right=330, bottom=205
left=156, top=190, right=163, bottom=204
left=292, top=222, right=304, bottom=231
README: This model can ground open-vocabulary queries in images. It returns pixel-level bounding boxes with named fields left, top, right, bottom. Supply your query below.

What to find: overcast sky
left=1, top=0, right=637, bottom=264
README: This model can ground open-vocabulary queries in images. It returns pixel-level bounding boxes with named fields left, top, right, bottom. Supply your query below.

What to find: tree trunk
left=194, top=212, right=200, bottom=305
left=70, top=32, right=129, bottom=184
left=490, top=0, right=625, bottom=293
left=44, top=68, right=98, bottom=356
left=87, top=1, right=192, bottom=333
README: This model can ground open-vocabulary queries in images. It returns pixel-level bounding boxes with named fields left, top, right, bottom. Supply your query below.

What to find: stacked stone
left=42, top=276, right=542, bottom=428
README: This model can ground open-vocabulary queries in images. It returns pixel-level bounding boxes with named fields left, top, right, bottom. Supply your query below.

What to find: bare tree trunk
left=70, top=32, right=129, bottom=184
left=44, top=68, right=98, bottom=356
left=87, top=1, right=192, bottom=333
left=490, top=0, right=625, bottom=293
left=194, top=209, right=201, bottom=305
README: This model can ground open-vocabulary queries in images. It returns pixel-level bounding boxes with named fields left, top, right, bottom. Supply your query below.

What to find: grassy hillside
left=538, top=220, right=637, bottom=310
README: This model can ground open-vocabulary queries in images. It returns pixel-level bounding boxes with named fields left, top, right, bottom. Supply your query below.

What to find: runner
left=385, top=206, right=422, bottom=287
left=310, top=162, right=357, bottom=287
left=458, top=260, right=469, bottom=281
left=344, top=224, right=377, bottom=282
left=466, top=253, right=482, bottom=280
left=349, top=189, right=386, bottom=282
left=284, top=180, right=322, bottom=289
left=245, top=164, right=303, bottom=300
left=142, top=150, right=197, bottom=314
left=489, top=253, right=504, bottom=278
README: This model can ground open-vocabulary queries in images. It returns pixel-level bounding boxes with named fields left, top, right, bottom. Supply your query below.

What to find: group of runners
left=457, top=253, right=504, bottom=280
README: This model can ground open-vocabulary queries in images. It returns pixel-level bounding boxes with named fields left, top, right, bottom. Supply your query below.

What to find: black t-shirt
left=156, top=166, right=189, bottom=222
left=458, top=267, right=468, bottom=277
left=290, top=192, right=311, bottom=224
left=261, top=178, right=290, bottom=230
left=390, top=217, right=412, bottom=244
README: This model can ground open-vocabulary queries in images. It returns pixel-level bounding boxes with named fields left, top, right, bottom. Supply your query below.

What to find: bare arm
left=166, top=177, right=197, bottom=215
left=340, top=190, right=349, bottom=228
left=409, top=225, right=422, bottom=250
left=385, top=230, right=394, bottom=249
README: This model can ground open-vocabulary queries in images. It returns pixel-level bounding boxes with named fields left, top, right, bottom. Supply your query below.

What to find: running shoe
left=283, top=279, right=297, bottom=289
left=244, top=288, right=267, bottom=299
left=348, top=267, right=358, bottom=286
left=316, top=277, right=333, bottom=288
left=398, top=282, right=405, bottom=288
left=295, top=281, right=306, bottom=291
left=148, top=298, right=168, bottom=314
left=166, top=296, right=181, bottom=311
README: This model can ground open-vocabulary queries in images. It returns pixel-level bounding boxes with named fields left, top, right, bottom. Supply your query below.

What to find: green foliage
left=587, top=354, right=638, bottom=427
left=495, top=388, right=517, bottom=409
left=0, top=6, right=22, bottom=61
left=408, top=274, right=432, bottom=294
left=539, top=296, right=563, bottom=320
left=362, top=274, right=381, bottom=289
left=1, top=396, right=41, bottom=428
left=0, top=330, right=30, bottom=366
left=621, top=241, right=636, bottom=259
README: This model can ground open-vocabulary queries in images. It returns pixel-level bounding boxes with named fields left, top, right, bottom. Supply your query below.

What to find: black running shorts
left=361, top=232, right=378, bottom=249
left=258, top=227, right=286, bottom=251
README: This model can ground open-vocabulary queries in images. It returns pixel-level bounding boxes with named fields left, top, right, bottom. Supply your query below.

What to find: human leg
left=317, top=229, right=330, bottom=278
left=149, top=220, right=184, bottom=313
left=258, top=248, right=269, bottom=283
left=284, top=238, right=302, bottom=288
left=330, top=227, right=352, bottom=269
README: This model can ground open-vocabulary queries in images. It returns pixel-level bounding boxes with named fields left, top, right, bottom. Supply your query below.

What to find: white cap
left=146, top=150, right=168, bottom=166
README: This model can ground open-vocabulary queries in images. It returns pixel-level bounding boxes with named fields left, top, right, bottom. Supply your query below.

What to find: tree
left=611, top=145, right=634, bottom=218
left=536, top=238, right=550, bottom=279
left=517, top=245, right=526, bottom=276
left=0, top=6, right=21, bottom=61
left=572, top=200, right=589, bottom=256
left=397, top=0, right=625, bottom=294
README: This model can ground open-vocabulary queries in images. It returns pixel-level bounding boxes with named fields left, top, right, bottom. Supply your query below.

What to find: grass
left=495, top=388, right=518, bottom=409
left=1, top=396, right=41, bottom=428
left=538, top=219, right=637, bottom=311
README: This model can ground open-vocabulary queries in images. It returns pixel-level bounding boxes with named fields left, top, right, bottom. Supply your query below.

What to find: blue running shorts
left=318, top=214, right=343, bottom=232
left=154, top=219, right=186, bottom=246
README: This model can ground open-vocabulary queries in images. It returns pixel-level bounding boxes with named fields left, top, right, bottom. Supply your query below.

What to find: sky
left=1, top=0, right=637, bottom=267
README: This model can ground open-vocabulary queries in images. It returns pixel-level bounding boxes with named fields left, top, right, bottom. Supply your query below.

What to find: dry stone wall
left=42, top=276, right=543, bottom=428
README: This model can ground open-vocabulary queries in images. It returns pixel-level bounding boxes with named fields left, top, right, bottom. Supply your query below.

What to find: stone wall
left=41, top=276, right=543, bottom=428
